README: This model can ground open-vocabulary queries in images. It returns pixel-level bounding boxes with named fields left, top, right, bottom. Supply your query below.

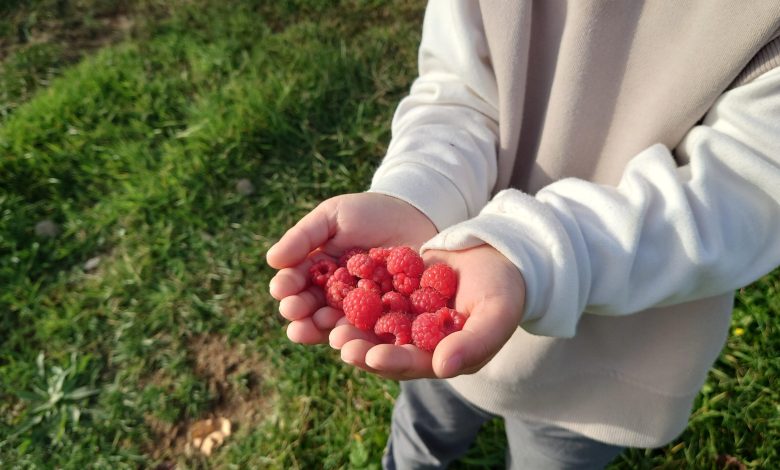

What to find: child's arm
left=268, top=1, right=511, bottom=378
left=330, top=67, right=780, bottom=379
left=367, top=0, right=499, bottom=232
left=423, top=66, right=780, bottom=338
left=268, top=1, right=499, bottom=343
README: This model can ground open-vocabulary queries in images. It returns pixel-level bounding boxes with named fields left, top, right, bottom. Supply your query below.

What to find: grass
left=0, top=1, right=778, bottom=468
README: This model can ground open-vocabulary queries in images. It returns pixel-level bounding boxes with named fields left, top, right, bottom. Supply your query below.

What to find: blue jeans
left=383, top=379, right=625, bottom=469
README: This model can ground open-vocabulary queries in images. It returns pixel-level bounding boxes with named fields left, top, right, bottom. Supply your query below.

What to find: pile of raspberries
left=308, top=246, right=466, bottom=352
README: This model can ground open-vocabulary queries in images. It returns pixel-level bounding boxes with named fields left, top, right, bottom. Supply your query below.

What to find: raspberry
left=329, top=267, right=357, bottom=287
left=386, top=246, right=424, bottom=277
left=357, top=278, right=382, bottom=295
left=368, top=247, right=391, bottom=263
left=374, top=311, right=414, bottom=345
left=326, top=280, right=354, bottom=310
left=411, top=307, right=467, bottom=352
left=411, top=313, right=446, bottom=352
left=309, top=259, right=337, bottom=287
left=409, top=287, right=448, bottom=315
left=435, top=307, right=468, bottom=332
left=371, top=265, right=394, bottom=293
left=339, top=247, right=367, bottom=267
left=392, top=273, right=420, bottom=296
left=382, top=291, right=411, bottom=313
left=346, top=253, right=377, bottom=279
left=342, top=287, right=383, bottom=331
left=420, top=263, right=458, bottom=299
left=301, top=245, right=463, bottom=354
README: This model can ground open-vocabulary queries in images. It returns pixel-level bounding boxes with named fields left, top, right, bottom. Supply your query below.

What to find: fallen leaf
left=187, top=417, right=232, bottom=457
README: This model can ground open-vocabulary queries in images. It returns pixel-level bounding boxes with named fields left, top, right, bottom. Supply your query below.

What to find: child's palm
left=331, top=245, right=525, bottom=380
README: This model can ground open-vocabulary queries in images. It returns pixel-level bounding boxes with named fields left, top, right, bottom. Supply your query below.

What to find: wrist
left=421, top=192, right=579, bottom=338
left=368, top=163, right=470, bottom=231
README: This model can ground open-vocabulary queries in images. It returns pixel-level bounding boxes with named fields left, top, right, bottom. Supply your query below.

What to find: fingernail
left=340, top=350, right=354, bottom=365
left=328, top=331, right=340, bottom=350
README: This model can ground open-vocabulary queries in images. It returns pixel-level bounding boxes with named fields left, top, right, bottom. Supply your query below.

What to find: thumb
left=266, top=200, right=336, bottom=269
left=432, top=300, right=519, bottom=378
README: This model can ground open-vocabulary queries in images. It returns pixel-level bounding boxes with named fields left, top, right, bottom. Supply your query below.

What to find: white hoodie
left=370, top=0, right=780, bottom=447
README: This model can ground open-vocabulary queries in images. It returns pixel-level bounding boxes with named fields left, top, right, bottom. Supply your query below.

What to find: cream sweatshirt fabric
left=369, top=0, right=780, bottom=447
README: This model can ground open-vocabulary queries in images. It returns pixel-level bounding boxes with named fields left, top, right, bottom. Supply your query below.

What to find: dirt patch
left=144, top=334, right=272, bottom=466
left=189, top=333, right=270, bottom=426
left=1, top=8, right=135, bottom=63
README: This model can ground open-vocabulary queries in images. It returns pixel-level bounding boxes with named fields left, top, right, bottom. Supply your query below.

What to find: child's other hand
left=266, top=193, right=437, bottom=344
left=330, top=245, right=525, bottom=380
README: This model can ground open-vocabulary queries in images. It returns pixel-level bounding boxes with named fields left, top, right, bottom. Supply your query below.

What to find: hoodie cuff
left=369, top=161, right=471, bottom=232
left=421, top=190, right=585, bottom=338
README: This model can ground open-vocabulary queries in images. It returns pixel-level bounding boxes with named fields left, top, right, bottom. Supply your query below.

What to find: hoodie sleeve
left=422, top=67, right=780, bottom=337
left=368, top=0, right=499, bottom=231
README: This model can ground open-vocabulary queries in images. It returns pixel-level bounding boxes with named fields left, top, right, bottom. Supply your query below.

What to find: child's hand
left=266, top=193, right=437, bottom=344
left=330, top=245, right=525, bottom=380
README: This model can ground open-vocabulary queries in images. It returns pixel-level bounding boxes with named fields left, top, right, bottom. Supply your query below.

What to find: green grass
left=1, top=1, right=778, bottom=468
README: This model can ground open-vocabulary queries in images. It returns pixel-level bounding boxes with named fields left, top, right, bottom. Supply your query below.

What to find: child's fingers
left=432, top=306, right=514, bottom=378
left=269, top=266, right=309, bottom=300
left=278, top=287, right=325, bottom=321
left=329, top=322, right=376, bottom=349
left=286, top=318, right=331, bottom=344
left=311, top=306, right=344, bottom=330
left=364, top=344, right=434, bottom=378
left=339, top=339, right=380, bottom=374
left=266, top=203, right=335, bottom=269
left=269, top=250, right=337, bottom=300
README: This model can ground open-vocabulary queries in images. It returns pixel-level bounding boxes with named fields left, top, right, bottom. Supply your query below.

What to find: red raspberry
left=435, top=307, right=467, bottom=332
left=329, top=267, right=357, bottom=287
left=357, top=278, right=382, bottom=295
left=309, top=259, right=337, bottom=287
left=326, top=280, right=354, bottom=310
left=342, top=288, right=383, bottom=331
left=411, top=307, right=467, bottom=352
left=346, top=253, right=377, bottom=279
left=409, top=287, right=447, bottom=315
left=411, top=313, right=446, bottom=352
left=420, top=263, right=458, bottom=300
left=382, top=291, right=411, bottom=313
left=392, top=273, right=420, bottom=296
left=339, top=247, right=367, bottom=267
left=374, top=311, right=414, bottom=345
left=371, top=265, right=394, bottom=293
left=368, top=247, right=391, bottom=263
left=386, top=246, right=424, bottom=277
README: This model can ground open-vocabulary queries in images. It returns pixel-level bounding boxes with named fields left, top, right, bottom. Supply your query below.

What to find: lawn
left=1, top=1, right=778, bottom=468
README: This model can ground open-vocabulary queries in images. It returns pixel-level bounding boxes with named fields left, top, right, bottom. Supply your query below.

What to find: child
left=268, top=1, right=780, bottom=468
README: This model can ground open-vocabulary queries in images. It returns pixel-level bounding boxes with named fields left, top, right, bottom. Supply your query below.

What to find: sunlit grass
left=1, top=1, right=777, bottom=468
